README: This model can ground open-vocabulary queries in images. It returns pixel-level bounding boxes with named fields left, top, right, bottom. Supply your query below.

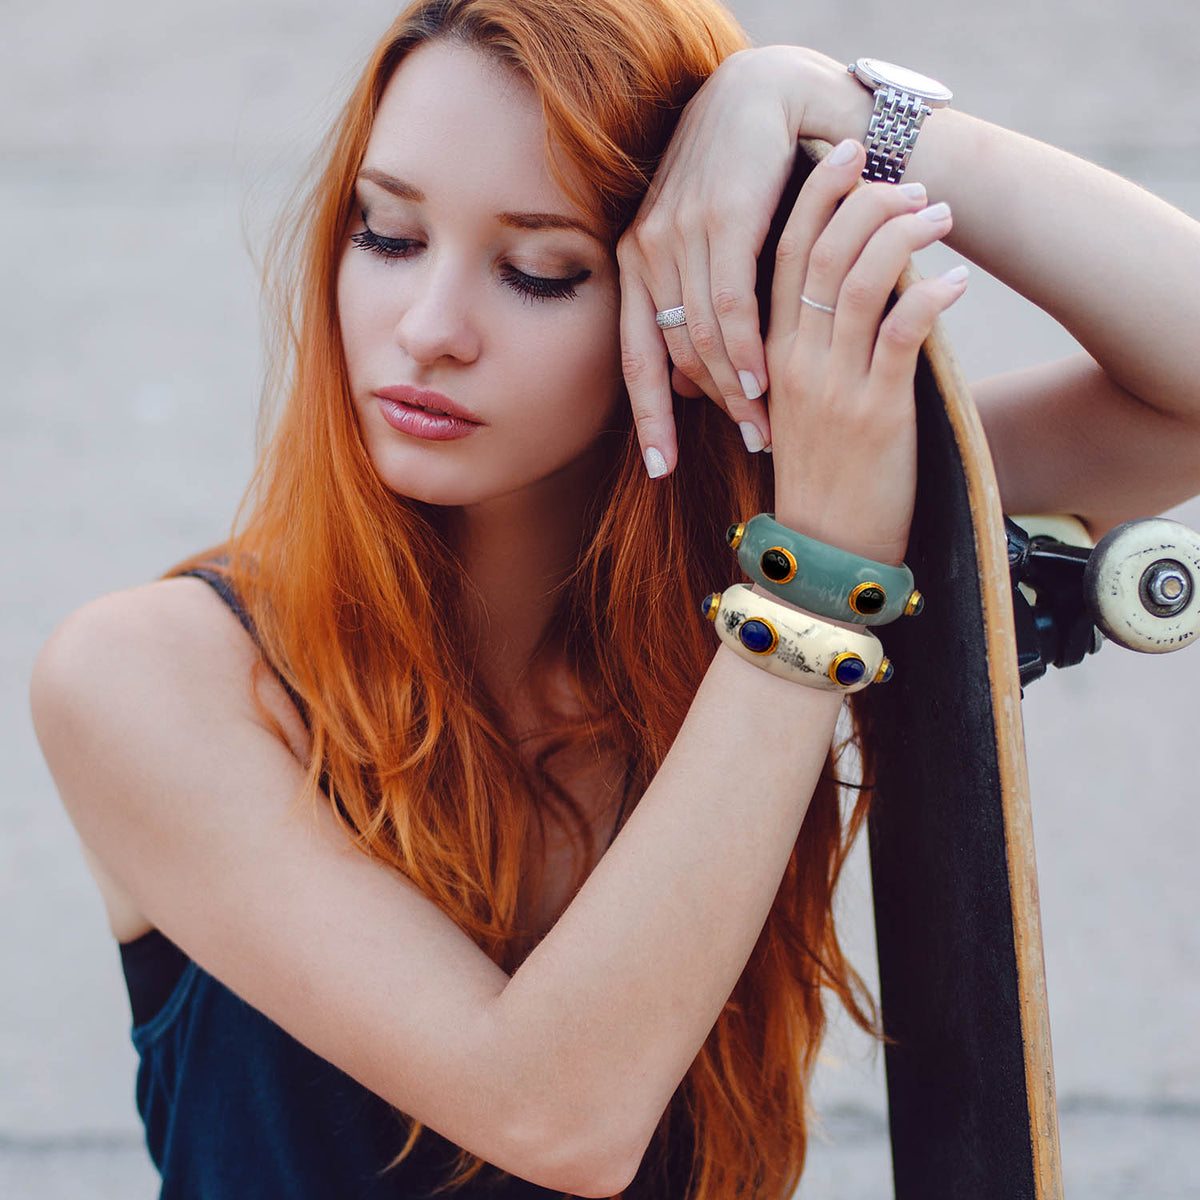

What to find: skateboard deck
left=855, top=278, right=1063, bottom=1199
left=758, top=143, right=1064, bottom=1200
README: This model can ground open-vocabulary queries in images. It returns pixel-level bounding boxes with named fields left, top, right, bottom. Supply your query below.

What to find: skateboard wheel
left=1083, top=518, right=1200, bottom=653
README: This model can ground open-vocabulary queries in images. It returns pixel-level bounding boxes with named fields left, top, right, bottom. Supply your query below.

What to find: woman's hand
left=616, top=46, right=872, bottom=477
left=765, top=140, right=967, bottom=566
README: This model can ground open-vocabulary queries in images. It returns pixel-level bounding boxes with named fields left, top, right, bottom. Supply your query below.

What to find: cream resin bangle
left=700, top=584, right=892, bottom=692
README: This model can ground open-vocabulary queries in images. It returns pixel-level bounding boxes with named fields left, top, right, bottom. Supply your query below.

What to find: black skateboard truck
left=1006, top=515, right=1200, bottom=687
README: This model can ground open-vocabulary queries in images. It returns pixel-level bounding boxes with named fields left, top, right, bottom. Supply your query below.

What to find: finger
left=671, top=365, right=707, bottom=400
left=619, top=266, right=677, bottom=478
left=830, top=201, right=955, bottom=370
left=671, top=347, right=732, bottom=416
left=665, top=235, right=771, bottom=451
left=768, top=138, right=865, bottom=337
left=661, top=325, right=768, bottom=448
left=797, top=179, right=932, bottom=328
left=869, top=265, right=970, bottom=391
left=707, top=224, right=769, bottom=405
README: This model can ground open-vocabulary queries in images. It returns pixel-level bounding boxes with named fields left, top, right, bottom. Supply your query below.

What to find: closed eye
left=350, top=225, right=418, bottom=261
left=499, top=264, right=590, bottom=302
left=350, top=216, right=590, bottom=303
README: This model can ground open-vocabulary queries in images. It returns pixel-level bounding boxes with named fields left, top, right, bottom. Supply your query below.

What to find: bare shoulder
left=31, top=576, right=306, bottom=941
left=35, top=576, right=260, bottom=713
left=32, top=575, right=308, bottom=767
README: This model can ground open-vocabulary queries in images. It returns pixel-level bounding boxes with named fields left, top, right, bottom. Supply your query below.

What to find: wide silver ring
left=655, top=305, right=688, bottom=330
left=800, top=294, right=837, bottom=316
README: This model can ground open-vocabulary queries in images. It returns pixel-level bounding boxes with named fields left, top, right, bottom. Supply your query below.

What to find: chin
left=376, top=470, right=496, bottom=508
left=366, top=431, right=619, bottom=512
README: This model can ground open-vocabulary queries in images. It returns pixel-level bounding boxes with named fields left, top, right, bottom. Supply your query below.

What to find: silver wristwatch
left=848, top=58, right=952, bottom=184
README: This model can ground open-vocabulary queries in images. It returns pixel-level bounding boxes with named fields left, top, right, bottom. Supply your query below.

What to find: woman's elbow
left=492, top=1098, right=653, bottom=1197
left=506, top=1133, right=644, bottom=1198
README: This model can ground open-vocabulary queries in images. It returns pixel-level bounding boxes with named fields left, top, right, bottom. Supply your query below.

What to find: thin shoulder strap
left=179, top=566, right=310, bottom=727
left=179, top=565, right=256, bottom=640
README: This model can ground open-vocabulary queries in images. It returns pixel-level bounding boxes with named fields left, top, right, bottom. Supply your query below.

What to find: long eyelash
left=501, top=265, right=591, bottom=303
left=350, top=225, right=416, bottom=260
left=351, top=214, right=590, bottom=301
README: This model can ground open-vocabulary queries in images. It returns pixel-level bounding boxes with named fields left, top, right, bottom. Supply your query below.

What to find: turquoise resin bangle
left=728, top=514, right=923, bottom=626
left=700, top=584, right=893, bottom=692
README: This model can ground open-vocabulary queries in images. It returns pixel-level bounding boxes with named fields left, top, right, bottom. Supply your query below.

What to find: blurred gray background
left=3, top=0, right=1198, bottom=1196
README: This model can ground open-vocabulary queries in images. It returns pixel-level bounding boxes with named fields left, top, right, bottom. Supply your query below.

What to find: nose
left=393, top=255, right=482, bottom=367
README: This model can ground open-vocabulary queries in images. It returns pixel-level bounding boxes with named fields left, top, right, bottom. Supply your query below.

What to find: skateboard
left=758, top=142, right=1200, bottom=1200
left=858, top=287, right=1200, bottom=1200
left=854, top=295, right=1062, bottom=1200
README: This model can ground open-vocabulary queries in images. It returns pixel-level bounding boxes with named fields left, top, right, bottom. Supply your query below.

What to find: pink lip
left=375, top=385, right=482, bottom=425
left=373, top=385, right=483, bottom=442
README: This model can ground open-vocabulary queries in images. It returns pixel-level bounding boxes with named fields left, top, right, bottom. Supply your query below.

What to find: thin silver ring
left=800, top=294, right=837, bottom=316
left=655, top=305, right=688, bottom=330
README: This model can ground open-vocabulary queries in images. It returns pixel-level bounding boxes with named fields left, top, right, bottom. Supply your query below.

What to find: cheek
left=531, top=326, right=622, bottom=440
left=555, top=286, right=624, bottom=418
left=336, top=254, right=384, bottom=382
left=335, top=259, right=359, bottom=373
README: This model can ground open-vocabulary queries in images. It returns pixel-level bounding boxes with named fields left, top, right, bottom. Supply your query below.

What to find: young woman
left=30, top=0, right=1200, bottom=1197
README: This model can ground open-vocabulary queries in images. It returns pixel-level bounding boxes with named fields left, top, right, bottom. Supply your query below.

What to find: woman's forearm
left=789, top=47, right=1200, bottom=424
left=489, top=642, right=842, bottom=1172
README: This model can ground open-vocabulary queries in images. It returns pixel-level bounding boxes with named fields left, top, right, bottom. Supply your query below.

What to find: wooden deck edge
left=916, top=301, right=1065, bottom=1200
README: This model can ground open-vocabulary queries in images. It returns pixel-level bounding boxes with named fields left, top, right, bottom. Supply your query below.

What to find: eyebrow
left=357, top=168, right=602, bottom=242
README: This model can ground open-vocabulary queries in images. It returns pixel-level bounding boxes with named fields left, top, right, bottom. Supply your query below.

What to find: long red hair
left=172, top=1, right=876, bottom=1195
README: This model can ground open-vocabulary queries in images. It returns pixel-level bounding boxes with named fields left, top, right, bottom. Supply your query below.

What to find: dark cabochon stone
left=738, top=618, right=776, bottom=653
left=854, top=585, right=887, bottom=614
left=833, top=654, right=866, bottom=685
left=760, top=548, right=794, bottom=582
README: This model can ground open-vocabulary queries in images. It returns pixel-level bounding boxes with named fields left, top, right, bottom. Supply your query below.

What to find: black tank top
left=118, top=567, right=693, bottom=1198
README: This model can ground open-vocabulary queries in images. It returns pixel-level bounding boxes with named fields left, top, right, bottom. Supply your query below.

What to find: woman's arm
left=32, top=575, right=842, bottom=1197
left=809, top=63, right=1200, bottom=528
left=619, top=46, right=1200, bottom=528
left=969, top=354, right=1200, bottom=536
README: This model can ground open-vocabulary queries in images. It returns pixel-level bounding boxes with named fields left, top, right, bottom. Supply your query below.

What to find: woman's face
left=338, top=39, right=625, bottom=511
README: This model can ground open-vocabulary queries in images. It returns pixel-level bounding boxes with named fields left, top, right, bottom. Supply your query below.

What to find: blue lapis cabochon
left=738, top=618, right=776, bottom=654
left=833, top=655, right=866, bottom=686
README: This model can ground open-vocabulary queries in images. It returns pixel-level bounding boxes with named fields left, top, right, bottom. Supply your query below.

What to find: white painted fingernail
left=763, top=444, right=773, bottom=454
left=827, top=138, right=858, bottom=166
left=899, top=182, right=927, bottom=202
left=739, top=422, right=765, bottom=453
left=941, top=264, right=970, bottom=285
left=643, top=446, right=668, bottom=478
left=738, top=370, right=763, bottom=401
left=918, top=201, right=952, bottom=222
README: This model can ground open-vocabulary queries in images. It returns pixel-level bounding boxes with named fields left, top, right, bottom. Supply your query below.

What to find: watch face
left=856, top=57, right=953, bottom=104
